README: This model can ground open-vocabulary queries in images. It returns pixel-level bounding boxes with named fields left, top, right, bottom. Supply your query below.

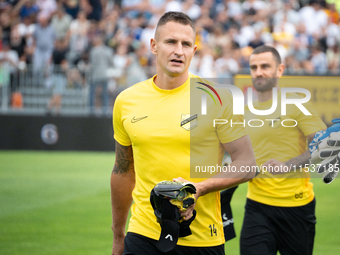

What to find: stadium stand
left=0, top=0, right=339, bottom=115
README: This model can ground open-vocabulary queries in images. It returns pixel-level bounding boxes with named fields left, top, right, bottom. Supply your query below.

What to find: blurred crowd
left=0, top=0, right=340, bottom=112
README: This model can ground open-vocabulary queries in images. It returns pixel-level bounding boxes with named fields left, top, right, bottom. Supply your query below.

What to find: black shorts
left=240, top=198, right=316, bottom=255
left=123, top=232, right=225, bottom=255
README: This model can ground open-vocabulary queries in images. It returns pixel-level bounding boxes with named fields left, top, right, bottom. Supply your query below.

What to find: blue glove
left=309, top=118, right=340, bottom=184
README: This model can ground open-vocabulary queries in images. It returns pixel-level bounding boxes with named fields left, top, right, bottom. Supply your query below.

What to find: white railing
left=1, top=64, right=339, bottom=116
left=0, top=64, right=152, bottom=116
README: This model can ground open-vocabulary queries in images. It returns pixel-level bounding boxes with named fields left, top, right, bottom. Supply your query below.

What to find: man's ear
left=277, top=63, right=285, bottom=78
left=150, top=38, right=157, bottom=55
left=193, top=45, right=197, bottom=55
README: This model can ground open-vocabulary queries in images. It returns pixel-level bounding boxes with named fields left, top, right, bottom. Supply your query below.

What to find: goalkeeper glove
left=309, top=118, right=340, bottom=184
left=150, top=181, right=196, bottom=252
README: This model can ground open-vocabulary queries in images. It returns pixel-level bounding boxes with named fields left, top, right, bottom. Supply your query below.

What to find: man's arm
left=176, top=135, right=256, bottom=198
left=111, top=141, right=135, bottom=255
left=11, top=0, right=28, bottom=16
left=264, top=133, right=316, bottom=174
left=174, top=135, right=256, bottom=220
left=195, top=135, right=256, bottom=197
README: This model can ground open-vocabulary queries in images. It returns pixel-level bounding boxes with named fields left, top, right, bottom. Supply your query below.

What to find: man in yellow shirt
left=111, top=12, right=256, bottom=255
left=240, top=45, right=326, bottom=255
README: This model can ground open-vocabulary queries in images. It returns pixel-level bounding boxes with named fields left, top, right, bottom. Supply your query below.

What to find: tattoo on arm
left=112, top=142, right=134, bottom=175
left=285, top=150, right=310, bottom=170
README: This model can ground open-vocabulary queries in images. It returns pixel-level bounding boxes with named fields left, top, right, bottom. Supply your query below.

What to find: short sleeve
left=216, top=88, right=248, bottom=144
left=293, top=99, right=327, bottom=136
left=112, top=92, right=132, bottom=146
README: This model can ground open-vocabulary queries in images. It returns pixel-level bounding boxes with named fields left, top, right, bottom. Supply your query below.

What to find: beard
left=252, top=77, right=278, bottom=92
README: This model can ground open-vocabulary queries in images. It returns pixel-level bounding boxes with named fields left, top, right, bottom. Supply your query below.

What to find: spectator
left=197, top=5, right=214, bottom=31
left=10, top=25, right=27, bottom=61
left=310, top=44, right=328, bottom=74
left=0, top=1, right=14, bottom=13
left=17, top=15, right=36, bottom=46
left=0, top=12, right=12, bottom=44
left=89, top=34, right=113, bottom=114
left=121, top=0, right=150, bottom=18
left=182, top=0, right=201, bottom=21
left=226, top=0, right=243, bottom=21
left=69, top=10, right=90, bottom=35
left=104, top=9, right=120, bottom=40
left=67, top=67, right=83, bottom=89
left=86, top=20, right=100, bottom=45
left=11, top=0, right=39, bottom=21
left=17, top=15, right=35, bottom=66
left=47, top=39, right=68, bottom=115
left=325, top=17, right=340, bottom=48
left=32, top=13, right=56, bottom=85
left=242, top=0, right=268, bottom=17
left=272, top=13, right=296, bottom=47
left=214, top=10, right=236, bottom=32
left=165, top=0, right=182, bottom=13
left=149, top=0, right=167, bottom=15
left=127, top=14, right=144, bottom=41
left=239, top=46, right=252, bottom=69
left=273, top=40, right=288, bottom=62
left=67, top=22, right=89, bottom=65
left=140, top=16, right=157, bottom=48
left=0, top=41, right=19, bottom=76
left=299, top=0, right=328, bottom=36
left=197, top=44, right=215, bottom=77
left=0, top=58, right=11, bottom=109
left=0, top=41, right=20, bottom=104
left=229, top=26, right=248, bottom=49
left=326, top=0, right=340, bottom=13
left=208, top=25, right=231, bottom=50
left=327, top=44, right=340, bottom=74
left=284, top=54, right=304, bottom=74
left=273, top=1, right=300, bottom=26
left=125, top=41, right=148, bottom=87
left=302, top=59, right=315, bottom=74
left=112, top=43, right=129, bottom=75
left=80, top=0, right=103, bottom=21
left=248, top=30, right=264, bottom=49
left=61, top=0, right=80, bottom=19
left=2, top=0, right=340, bottom=114
left=325, top=2, right=339, bottom=24
left=36, top=0, right=58, bottom=17
left=215, top=46, right=239, bottom=79
left=51, top=6, right=73, bottom=40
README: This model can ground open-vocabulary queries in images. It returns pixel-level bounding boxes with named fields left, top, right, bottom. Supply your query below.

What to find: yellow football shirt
left=245, top=91, right=326, bottom=207
left=113, top=73, right=247, bottom=247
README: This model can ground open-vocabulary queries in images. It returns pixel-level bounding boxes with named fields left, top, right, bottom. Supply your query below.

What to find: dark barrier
left=0, top=115, right=115, bottom=151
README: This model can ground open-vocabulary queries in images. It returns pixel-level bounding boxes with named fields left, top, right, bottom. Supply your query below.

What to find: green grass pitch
left=1, top=151, right=339, bottom=254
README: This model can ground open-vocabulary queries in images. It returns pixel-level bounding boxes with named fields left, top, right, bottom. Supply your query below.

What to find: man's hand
left=264, top=159, right=290, bottom=175
left=112, top=234, right=125, bottom=255
left=180, top=203, right=195, bottom=221
left=173, top=177, right=198, bottom=221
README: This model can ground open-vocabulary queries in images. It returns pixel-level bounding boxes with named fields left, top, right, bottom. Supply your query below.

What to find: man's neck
left=154, top=72, right=189, bottom=90
left=257, top=85, right=280, bottom=102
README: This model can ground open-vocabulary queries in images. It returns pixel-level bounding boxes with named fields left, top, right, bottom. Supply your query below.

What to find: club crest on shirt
left=181, top=114, right=197, bottom=131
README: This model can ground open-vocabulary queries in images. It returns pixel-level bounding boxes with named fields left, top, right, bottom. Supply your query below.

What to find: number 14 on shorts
left=209, top=224, right=217, bottom=236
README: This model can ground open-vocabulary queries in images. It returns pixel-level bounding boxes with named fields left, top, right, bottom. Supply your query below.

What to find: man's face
left=39, top=16, right=48, bottom=27
left=150, top=21, right=197, bottom=77
left=249, top=52, right=284, bottom=92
